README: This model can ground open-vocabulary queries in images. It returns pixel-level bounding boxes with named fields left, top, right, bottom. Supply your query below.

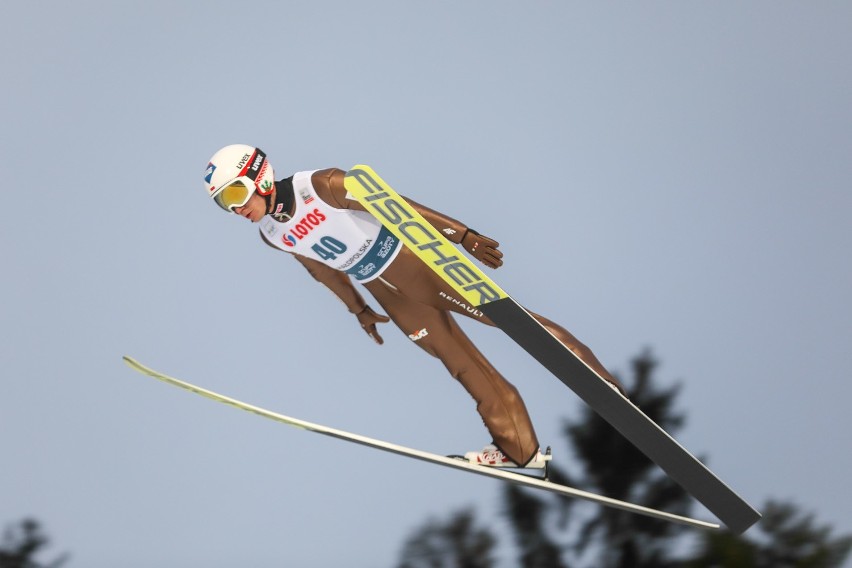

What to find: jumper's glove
left=461, top=229, right=504, bottom=269
left=355, top=306, right=391, bottom=345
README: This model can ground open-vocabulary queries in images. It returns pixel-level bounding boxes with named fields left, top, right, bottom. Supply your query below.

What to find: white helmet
left=204, top=144, right=275, bottom=212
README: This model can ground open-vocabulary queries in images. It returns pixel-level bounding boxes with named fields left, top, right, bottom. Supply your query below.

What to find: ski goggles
left=212, top=178, right=255, bottom=212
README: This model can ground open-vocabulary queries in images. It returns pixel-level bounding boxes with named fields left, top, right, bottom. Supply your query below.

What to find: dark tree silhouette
left=396, top=509, right=496, bottom=568
left=687, top=499, right=852, bottom=568
left=0, top=519, right=68, bottom=568
left=504, top=484, right=570, bottom=568
left=550, top=349, right=695, bottom=567
left=397, top=349, right=852, bottom=568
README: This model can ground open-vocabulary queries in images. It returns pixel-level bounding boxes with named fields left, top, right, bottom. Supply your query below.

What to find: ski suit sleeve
left=314, top=168, right=504, bottom=268
left=403, top=197, right=504, bottom=269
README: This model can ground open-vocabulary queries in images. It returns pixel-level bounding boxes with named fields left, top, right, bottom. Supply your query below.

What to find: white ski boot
left=463, top=444, right=552, bottom=469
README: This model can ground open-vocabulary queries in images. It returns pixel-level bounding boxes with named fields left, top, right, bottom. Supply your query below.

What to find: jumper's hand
left=356, top=306, right=391, bottom=344
left=461, top=230, right=504, bottom=269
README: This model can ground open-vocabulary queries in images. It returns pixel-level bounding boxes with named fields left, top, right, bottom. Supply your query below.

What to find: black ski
left=344, top=165, right=761, bottom=534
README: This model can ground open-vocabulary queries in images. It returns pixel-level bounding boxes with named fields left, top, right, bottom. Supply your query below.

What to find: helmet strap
left=263, top=191, right=276, bottom=216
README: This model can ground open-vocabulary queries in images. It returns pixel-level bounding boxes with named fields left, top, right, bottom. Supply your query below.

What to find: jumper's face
left=233, top=192, right=267, bottom=223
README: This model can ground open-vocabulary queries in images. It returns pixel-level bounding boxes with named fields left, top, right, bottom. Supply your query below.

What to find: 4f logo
left=408, top=328, right=428, bottom=342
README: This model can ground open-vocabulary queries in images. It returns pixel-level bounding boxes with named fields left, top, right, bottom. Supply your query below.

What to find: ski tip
left=122, top=355, right=152, bottom=376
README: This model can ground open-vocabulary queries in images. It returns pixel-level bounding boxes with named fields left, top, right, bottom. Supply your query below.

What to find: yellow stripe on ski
left=344, top=165, right=508, bottom=307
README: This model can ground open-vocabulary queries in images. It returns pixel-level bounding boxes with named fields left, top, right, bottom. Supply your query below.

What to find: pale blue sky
left=2, top=2, right=851, bottom=566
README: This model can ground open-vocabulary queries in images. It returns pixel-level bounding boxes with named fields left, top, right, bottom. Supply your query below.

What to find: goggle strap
left=244, top=149, right=267, bottom=183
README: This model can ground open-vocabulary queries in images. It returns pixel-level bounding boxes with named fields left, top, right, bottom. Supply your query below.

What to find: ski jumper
left=260, top=169, right=619, bottom=466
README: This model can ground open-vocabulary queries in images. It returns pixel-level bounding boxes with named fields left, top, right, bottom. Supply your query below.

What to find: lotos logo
left=204, top=162, right=216, bottom=185
left=280, top=208, right=328, bottom=247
